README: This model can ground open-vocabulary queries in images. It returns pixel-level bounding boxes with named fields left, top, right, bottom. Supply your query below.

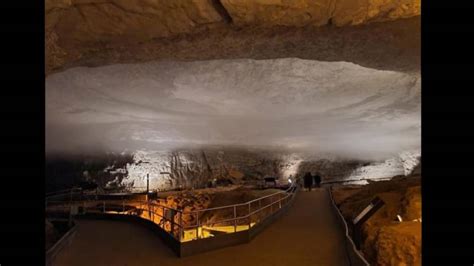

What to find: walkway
left=54, top=188, right=349, bottom=266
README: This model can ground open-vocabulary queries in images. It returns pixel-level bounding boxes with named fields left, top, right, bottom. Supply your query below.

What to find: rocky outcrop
left=45, top=0, right=223, bottom=72
left=400, top=185, right=421, bottom=221
left=123, top=149, right=296, bottom=190
left=333, top=174, right=421, bottom=265
left=120, top=150, right=421, bottom=190
left=373, top=221, right=421, bottom=266
left=45, top=149, right=420, bottom=192
left=45, top=0, right=420, bottom=74
left=45, top=153, right=134, bottom=193
left=220, top=0, right=420, bottom=27
left=46, top=0, right=223, bottom=44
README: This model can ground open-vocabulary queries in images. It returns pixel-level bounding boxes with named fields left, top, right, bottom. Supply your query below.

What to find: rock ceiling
left=45, top=0, right=420, bottom=74
left=46, top=58, right=420, bottom=159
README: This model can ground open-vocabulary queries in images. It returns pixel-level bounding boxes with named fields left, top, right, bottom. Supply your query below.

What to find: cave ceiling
left=46, top=0, right=420, bottom=75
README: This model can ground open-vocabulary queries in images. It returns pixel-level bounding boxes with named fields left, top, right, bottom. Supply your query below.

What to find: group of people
left=302, top=172, right=322, bottom=191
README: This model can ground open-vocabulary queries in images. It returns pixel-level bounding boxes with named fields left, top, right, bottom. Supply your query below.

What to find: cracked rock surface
left=46, top=0, right=420, bottom=74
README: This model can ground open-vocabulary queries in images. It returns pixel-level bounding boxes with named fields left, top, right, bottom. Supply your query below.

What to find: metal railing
left=179, top=184, right=297, bottom=241
left=46, top=184, right=298, bottom=243
left=328, top=186, right=370, bottom=266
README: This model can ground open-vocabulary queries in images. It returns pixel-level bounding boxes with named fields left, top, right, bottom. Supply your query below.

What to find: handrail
left=181, top=185, right=294, bottom=214
left=328, top=186, right=370, bottom=266
left=178, top=184, right=297, bottom=238
left=46, top=188, right=82, bottom=197
left=46, top=183, right=298, bottom=242
left=246, top=184, right=294, bottom=204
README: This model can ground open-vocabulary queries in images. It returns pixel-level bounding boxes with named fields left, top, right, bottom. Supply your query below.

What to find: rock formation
left=45, top=0, right=420, bottom=74
left=44, top=149, right=420, bottom=191
left=220, top=0, right=419, bottom=27
left=333, top=174, right=422, bottom=265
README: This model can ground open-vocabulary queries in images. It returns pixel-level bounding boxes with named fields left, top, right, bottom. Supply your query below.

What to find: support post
left=151, top=205, right=154, bottom=222
left=248, top=203, right=251, bottom=229
left=353, top=223, right=362, bottom=250
left=178, top=211, right=183, bottom=241
left=162, top=206, right=166, bottom=228
left=102, top=201, right=105, bottom=213
left=234, top=205, right=237, bottom=232
left=196, top=211, right=200, bottom=239
left=146, top=173, right=149, bottom=201
left=271, top=197, right=273, bottom=213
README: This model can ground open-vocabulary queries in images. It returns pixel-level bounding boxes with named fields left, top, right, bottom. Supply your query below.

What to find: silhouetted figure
left=313, top=174, right=321, bottom=188
left=303, top=172, right=313, bottom=191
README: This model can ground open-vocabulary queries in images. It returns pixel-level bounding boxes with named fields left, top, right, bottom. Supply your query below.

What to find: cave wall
left=122, top=149, right=295, bottom=190
left=122, top=149, right=420, bottom=189
left=45, top=152, right=133, bottom=193
left=46, top=149, right=420, bottom=191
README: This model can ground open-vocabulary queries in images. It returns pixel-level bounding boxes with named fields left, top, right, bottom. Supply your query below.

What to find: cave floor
left=53, top=188, right=349, bottom=266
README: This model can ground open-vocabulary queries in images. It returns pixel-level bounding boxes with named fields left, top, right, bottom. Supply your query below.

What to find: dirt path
left=54, top=188, right=349, bottom=266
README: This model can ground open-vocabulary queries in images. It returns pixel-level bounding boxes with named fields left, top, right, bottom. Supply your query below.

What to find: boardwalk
left=54, top=188, right=349, bottom=266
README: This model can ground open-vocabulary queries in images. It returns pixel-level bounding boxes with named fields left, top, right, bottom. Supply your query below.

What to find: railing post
left=122, top=200, right=125, bottom=213
left=103, top=201, right=105, bottom=213
left=279, top=194, right=282, bottom=209
left=258, top=199, right=262, bottom=221
left=179, top=211, right=183, bottom=241
left=196, top=211, right=200, bottom=239
left=234, top=205, right=237, bottom=232
left=248, top=203, right=251, bottom=229
left=271, top=196, right=273, bottom=213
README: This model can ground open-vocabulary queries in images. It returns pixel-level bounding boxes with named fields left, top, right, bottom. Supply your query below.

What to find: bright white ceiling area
left=45, top=58, right=420, bottom=161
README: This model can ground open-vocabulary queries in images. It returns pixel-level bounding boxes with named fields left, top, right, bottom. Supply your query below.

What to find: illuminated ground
left=54, top=189, right=349, bottom=266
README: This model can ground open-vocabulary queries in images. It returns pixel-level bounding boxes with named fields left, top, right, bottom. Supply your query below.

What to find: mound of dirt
left=332, top=174, right=421, bottom=265
left=373, top=221, right=421, bottom=265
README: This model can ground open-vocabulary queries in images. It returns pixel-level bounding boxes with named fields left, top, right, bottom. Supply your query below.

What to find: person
left=303, top=172, right=313, bottom=191
left=313, top=173, right=322, bottom=188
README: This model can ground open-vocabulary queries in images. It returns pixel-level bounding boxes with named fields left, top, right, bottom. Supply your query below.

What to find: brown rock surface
left=332, top=174, right=421, bottom=265
left=221, top=0, right=419, bottom=26
left=45, top=0, right=420, bottom=74
left=373, top=222, right=421, bottom=266
left=401, top=185, right=421, bottom=221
